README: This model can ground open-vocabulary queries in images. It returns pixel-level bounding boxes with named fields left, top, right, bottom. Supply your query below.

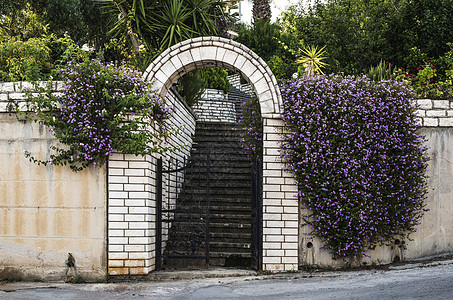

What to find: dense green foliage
left=234, top=19, right=297, bottom=81
left=199, top=67, right=230, bottom=93
left=0, top=34, right=88, bottom=81
left=280, top=0, right=453, bottom=75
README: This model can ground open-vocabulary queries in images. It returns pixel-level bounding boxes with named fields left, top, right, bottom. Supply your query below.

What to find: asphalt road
left=1, top=260, right=453, bottom=299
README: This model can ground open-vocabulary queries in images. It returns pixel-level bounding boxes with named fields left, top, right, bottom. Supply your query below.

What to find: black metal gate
left=156, top=148, right=210, bottom=269
left=251, top=157, right=263, bottom=270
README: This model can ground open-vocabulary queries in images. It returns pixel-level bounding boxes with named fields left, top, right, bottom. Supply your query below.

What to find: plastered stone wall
left=107, top=90, right=196, bottom=276
left=0, top=82, right=107, bottom=281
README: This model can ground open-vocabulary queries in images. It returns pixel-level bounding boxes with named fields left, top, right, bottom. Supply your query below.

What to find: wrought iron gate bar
left=156, top=147, right=210, bottom=268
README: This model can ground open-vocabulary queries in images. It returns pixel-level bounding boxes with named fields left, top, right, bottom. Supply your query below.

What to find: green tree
left=398, top=0, right=453, bottom=66
left=281, top=0, right=453, bottom=75
left=99, top=0, right=228, bottom=53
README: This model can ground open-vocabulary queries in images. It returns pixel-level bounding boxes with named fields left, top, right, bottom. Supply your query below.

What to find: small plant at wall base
left=280, top=74, right=429, bottom=261
left=24, top=59, right=177, bottom=171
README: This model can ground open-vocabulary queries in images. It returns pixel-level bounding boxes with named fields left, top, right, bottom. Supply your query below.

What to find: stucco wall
left=0, top=113, right=107, bottom=281
left=406, top=128, right=453, bottom=259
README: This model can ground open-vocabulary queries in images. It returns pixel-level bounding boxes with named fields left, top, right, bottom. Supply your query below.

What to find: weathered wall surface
left=406, top=128, right=453, bottom=259
left=0, top=114, right=107, bottom=281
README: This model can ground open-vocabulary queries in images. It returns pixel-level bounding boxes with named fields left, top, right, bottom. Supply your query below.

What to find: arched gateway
left=145, top=37, right=299, bottom=271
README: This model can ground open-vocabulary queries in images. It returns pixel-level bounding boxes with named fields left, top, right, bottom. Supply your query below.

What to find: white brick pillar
left=262, top=118, right=299, bottom=271
left=107, top=153, right=156, bottom=275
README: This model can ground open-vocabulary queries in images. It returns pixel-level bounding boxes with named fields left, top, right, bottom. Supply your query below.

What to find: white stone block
left=282, top=242, right=299, bottom=250
left=109, top=222, right=128, bottom=229
left=263, top=228, right=282, bottom=235
left=109, top=237, right=128, bottom=244
left=262, top=256, right=281, bottom=264
left=129, top=191, right=150, bottom=199
left=263, top=242, right=282, bottom=249
left=129, top=207, right=151, bottom=214
left=124, top=184, right=145, bottom=192
left=109, top=244, right=124, bottom=252
left=109, top=230, right=125, bottom=237
left=266, top=249, right=285, bottom=256
left=263, top=185, right=281, bottom=192
left=128, top=161, right=149, bottom=169
left=433, top=100, right=450, bottom=109
left=125, top=169, right=145, bottom=176
left=125, top=229, right=145, bottom=237
left=284, top=221, right=299, bottom=228
left=129, top=252, right=150, bottom=260
left=108, top=207, right=128, bottom=214
left=265, top=235, right=285, bottom=242
left=284, top=249, right=298, bottom=257
left=125, top=245, right=145, bottom=252
left=109, top=252, right=129, bottom=260
left=439, top=118, right=453, bottom=127
left=426, top=110, right=446, bottom=117
left=417, top=99, right=432, bottom=109
left=263, top=213, right=282, bottom=221
left=109, top=176, right=128, bottom=184
left=267, top=220, right=285, bottom=228
left=109, top=184, right=124, bottom=191
left=109, top=214, right=124, bottom=222
left=423, top=118, right=439, bottom=126
left=109, top=161, right=128, bottom=168
left=109, top=199, right=125, bottom=207
left=266, top=191, right=285, bottom=199
left=129, top=222, right=149, bottom=229
left=125, top=215, right=145, bottom=222
left=109, top=191, right=128, bottom=199
left=128, top=237, right=151, bottom=245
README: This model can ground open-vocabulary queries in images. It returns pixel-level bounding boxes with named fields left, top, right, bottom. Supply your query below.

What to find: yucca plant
left=98, top=0, right=227, bottom=55
left=296, top=45, right=328, bottom=77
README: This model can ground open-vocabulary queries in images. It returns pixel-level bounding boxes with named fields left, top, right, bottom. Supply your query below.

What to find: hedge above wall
left=280, top=74, right=429, bottom=261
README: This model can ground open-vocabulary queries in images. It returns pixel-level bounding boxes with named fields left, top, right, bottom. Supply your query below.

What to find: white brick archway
left=144, top=36, right=299, bottom=271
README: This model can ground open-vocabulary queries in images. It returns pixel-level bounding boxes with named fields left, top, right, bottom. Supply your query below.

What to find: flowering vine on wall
left=23, top=59, right=177, bottom=171
left=280, top=74, right=429, bottom=261
left=238, top=96, right=263, bottom=160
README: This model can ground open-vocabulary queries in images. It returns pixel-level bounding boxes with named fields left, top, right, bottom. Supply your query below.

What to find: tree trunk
left=252, top=0, right=271, bottom=23
left=114, top=1, right=141, bottom=53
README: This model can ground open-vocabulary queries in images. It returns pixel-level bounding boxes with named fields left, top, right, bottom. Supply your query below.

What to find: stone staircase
left=193, top=121, right=253, bottom=267
left=163, top=121, right=253, bottom=268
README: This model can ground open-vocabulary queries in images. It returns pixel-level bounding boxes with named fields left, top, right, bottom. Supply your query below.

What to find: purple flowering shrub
left=238, top=96, right=263, bottom=159
left=25, top=59, right=174, bottom=171
left=280, top=74, right=429, bottom=260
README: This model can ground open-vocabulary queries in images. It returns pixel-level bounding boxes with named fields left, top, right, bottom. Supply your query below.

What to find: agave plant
left=296, top=45, right=328, bottom=76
